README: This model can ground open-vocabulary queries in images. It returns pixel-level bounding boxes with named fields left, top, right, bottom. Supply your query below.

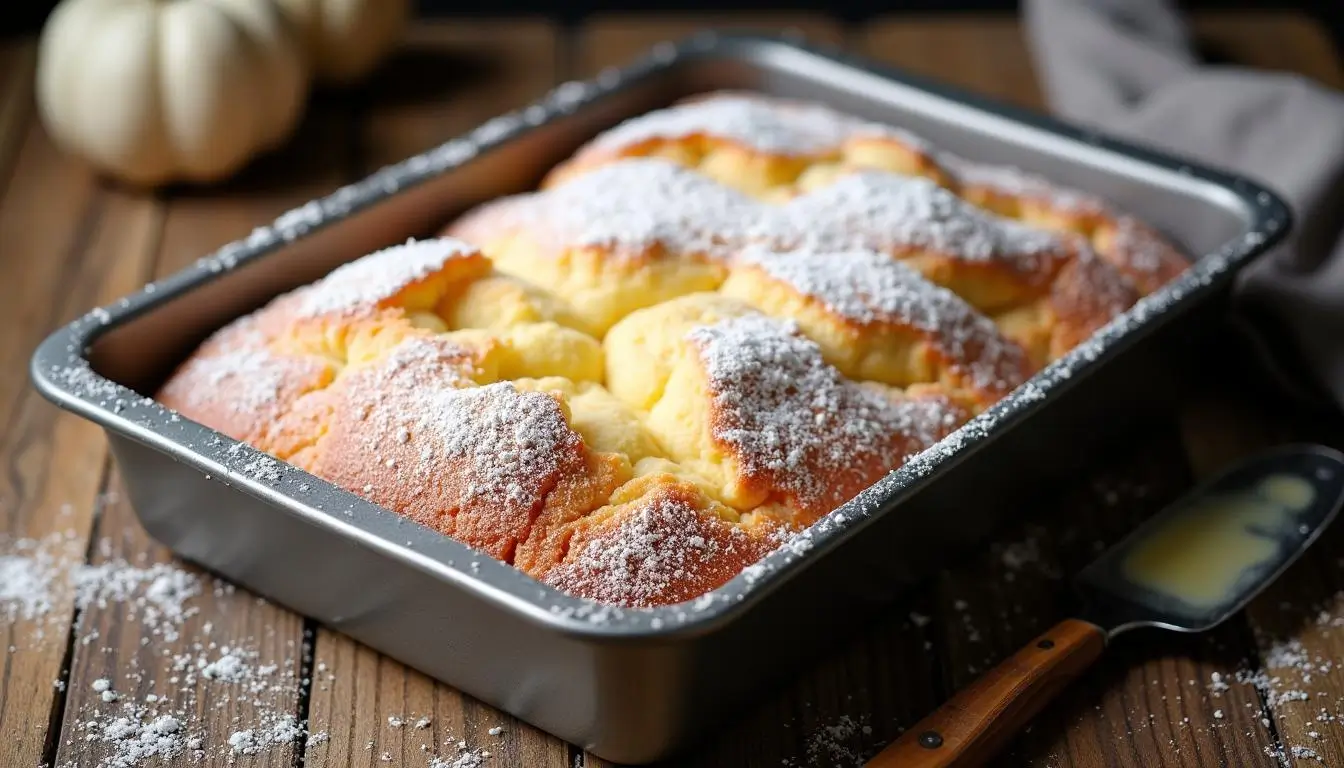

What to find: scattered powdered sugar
left=294, top=237, right=479, bottom=317
left=1224, top=636, right=1324, bottom=707
left=1, top=532, right=202, bottom=644
left=0, top=535, right=75, bottom=622
left=430, top=753, right=487, bottom=768
left=1208, top=671, right=1231, bottom=694
left=228, top=714, right=307, bottom=755
left=780, top=170, right=1063, bottom=269
left=50, top=359, right=125, bottom=408
left=585, top=91, right=920, bottom=156
left=736, top=246, right=1027, bottom=391
left=779, top=713, right=872, bottom=767
left=72, top=560, right=202, bottom=642
left=688, top=314, right=959, bottom=514
left=82, top=712, right=197, bottom=768
left=200, top=647, right=252, bottom=683
left=3, top=530, right=330, bottom=767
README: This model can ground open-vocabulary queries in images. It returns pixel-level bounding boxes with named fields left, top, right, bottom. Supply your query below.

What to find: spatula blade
left=1076, top=444, right=1344, bottom=637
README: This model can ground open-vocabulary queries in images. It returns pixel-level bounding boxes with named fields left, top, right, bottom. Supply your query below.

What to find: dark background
left=2, top=0, right=1342, bottom=48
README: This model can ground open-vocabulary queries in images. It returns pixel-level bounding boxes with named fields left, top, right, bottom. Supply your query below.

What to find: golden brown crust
left=543, top=91, right=948, bottom=196
left=719, top=247, right=1029, bottom=409
left=686, top=314, right=965, bottom=523
left=290, top=337, right=628, bottom=561
left=530, top=474, right=789, bottom=608
left=546, top=90, right=1189, bottom=294
left=156, top=91, right=1190, bottom=610
left=156, top=317, right=337, bottom=447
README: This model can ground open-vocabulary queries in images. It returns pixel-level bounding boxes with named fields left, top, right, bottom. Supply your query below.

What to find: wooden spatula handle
left=865, top=617, right=1106, bottom=768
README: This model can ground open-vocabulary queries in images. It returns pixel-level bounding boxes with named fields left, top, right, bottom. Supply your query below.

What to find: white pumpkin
left=275, top=0, right=410, bottom=85
left=36, top=0, right=310, bottom=187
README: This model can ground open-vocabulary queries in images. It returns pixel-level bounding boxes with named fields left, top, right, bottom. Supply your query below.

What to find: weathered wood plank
left=859, top=14, right=1044, bottom=110
left=359, top=19, right=560, bottom=171
left=1176, top=387, right=1344, bottom=768
left=0, top=84, right=161, bottom=768
left=53, top=476, right=309, bottom=768
left=575, top=13, right=845, bottom=78
left=50, top=91, right=357, bottom=767
left=0, top=40, right=36, bottom=198
left=303, top=21, right=570, bottom=768
left=1006, top=434, right=1276, bottom=768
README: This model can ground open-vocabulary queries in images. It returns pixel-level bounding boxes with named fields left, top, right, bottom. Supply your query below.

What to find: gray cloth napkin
left=1023, top=0, right=1344, bottom=408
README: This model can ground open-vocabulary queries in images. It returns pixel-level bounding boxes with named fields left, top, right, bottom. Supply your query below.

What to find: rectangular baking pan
left=31, top=31, right=1289, bottom=765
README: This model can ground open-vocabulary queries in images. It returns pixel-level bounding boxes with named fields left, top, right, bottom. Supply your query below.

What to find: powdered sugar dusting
left=155, top=318, right=327, bottom=426
left=364, top=334, right=482, bottom=391
left=737, top=246, right=1028, bottom=391
left=81, top=712, right=197, bottom=768
left=544, top=492, right=782, bottom=607
left=0, top=539, right=69, bottom=623
left=472, top=159, right=1070, bottom=276
left=941, top=153, right=1100, bottom=215
left=474, top=158, right=765, bottom=258
left=430, top=752, right=487, bottom=768
left=408, top=382, right=581, bottom=508
left=2, top=529, right=331, bottom=768
left=0, top=531, right=201, bottom=644
left=171, top=346, right=291, bottom=413
left=778, top=713, right=873, bottom=767
left=1107, top=216, right=1174, bottom=276
left=295, top=237, right=477, bottom=317
left=585, top=91, right=921, bottom=156
left=71, top=561, right=202, bottom=643
left=689, top=314, right=961, bottom=514
left=780, top=170, right=1064, bottom=269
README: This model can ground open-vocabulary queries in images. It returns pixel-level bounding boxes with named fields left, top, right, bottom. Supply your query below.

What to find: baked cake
left=157, top=92, right=1188, bottom=609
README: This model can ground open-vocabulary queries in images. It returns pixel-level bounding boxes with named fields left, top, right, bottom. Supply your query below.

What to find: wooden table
left=4, top=10, right=1344, bottom=768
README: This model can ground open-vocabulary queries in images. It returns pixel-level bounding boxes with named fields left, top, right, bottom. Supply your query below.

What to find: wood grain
left=856, top=15, right=1280, bottom=768
left=1171, top=17, right=1344, bottom=768
left=859, top=15, right=1044, bottom=110
left=0, top=40, right=35, bottom=198
left=358, top=19, right=559, bottom=171
left=303, top=21, right=571, bottom=768
left=53, top=478, right=308, bottom=768
left=48, top=87, right=358, bottom=768
left=2, top=11, right=1340, bottom=768
left=0, top=88, right=161, bottom=768
left=1177, top=388, right=1344, bottom=767
left=574, top=13, right=846, bottom=78
left=870, top=618, right=1106, bottom=768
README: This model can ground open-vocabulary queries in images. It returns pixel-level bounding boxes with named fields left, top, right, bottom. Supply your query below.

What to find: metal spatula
left=865, top=443, right=1344, bottom=768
